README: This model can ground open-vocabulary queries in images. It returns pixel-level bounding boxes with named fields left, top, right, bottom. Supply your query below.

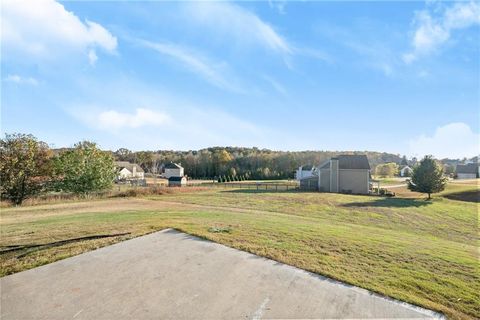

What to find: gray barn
left=300, top=155, right=371, bottom=194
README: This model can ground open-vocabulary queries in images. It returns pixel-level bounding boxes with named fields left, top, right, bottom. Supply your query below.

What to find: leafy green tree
left=54, top=141, right=116, bottom=194
left=444, top=164, right=455, bottom=176
left=114, top=148, right=132, bottom=161
left=135, top=151, right=154, bottom=171
left=375, top=162, right=399, bottom=177
left=408, top=156, right=448, bottom=199
left=213, top=149, right=232, bottom=176
left=0, top=133, right=53, bottom=205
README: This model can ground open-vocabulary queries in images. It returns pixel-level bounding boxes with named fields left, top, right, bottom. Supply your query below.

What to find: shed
left=168, top=176, right=187, bottom=187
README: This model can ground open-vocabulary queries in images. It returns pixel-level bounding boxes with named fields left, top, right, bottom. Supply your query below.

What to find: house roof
left=165, top=162, right=182, bottom=169
left=336, top=155, right=370, bottom=170
left=456, top=163, right=478, bottom=174
left=115, top=161, right=144, bottom=173
left=168, top=176, right=186, bottom=181
left=400, top=166, right=412, bottom=171
left=318, top=155, right=371, bottom=170
left=318, top=161, right=330, bottom=169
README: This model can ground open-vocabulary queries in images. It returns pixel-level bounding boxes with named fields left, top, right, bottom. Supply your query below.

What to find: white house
left=400, top=166, right=413, bottom=177
left=456, top=163, right=479, bottom=179
left=295, top=165, right=316, bottom=181
left=115, top=161, right=145, bottom=180
left=162, top=162, right=184, bottom=179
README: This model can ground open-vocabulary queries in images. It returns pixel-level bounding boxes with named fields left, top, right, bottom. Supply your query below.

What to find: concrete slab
left=1, top=229, right=443, bottom=319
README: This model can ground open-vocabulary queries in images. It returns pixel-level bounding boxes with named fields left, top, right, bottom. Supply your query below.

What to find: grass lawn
left=1, top=185, right=478, bottom=319
left=373, top=177, right=408, bottom=187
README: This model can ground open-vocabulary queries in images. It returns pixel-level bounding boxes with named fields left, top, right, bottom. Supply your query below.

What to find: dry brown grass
left=0, top=186, right=209, bottom=208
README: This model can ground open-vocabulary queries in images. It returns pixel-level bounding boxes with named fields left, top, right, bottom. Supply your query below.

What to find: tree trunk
left=428, top=193, right=431, bottom=200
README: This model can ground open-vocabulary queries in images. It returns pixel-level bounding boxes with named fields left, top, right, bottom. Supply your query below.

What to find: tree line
left=111, top=146, right=405, bottom=179
left=1, top=133, right=450, bottom=204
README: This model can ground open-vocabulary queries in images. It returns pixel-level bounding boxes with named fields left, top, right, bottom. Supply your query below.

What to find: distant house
left=299, top=155, right=371, bottom=194
left=400, top=166, right=413, bottom=177
left=162, top=162, right=184, bottom=179
left=115, top=161, right=144, bottom=180
left=295, top=165, right=316, bottom=181
left=455, top=163, right=479, bottom=179
left=168, top=176, right=187, bottom=187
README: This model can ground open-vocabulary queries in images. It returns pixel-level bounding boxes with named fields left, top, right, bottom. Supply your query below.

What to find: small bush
left=208, top=226, right=232, bottom=233
left=378, top=188, right=395, bottom=197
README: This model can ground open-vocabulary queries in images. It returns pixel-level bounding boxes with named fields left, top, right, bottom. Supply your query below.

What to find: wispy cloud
left=294, top=47, right=333, bottom=64
left=268, top=0, right=287, bottom=15
left=3, top=74, right=39, bottom=85
left=262, top=75, right=288, bottom=96
left=138, top=39, right=244, bottom=93
left=88, top=49, right=98, bottom=66
left=344, top=41, right=397, bottom=76
left=1, top=0, right=117, bottom=63
left=97, top=108, right=171, bottom=130
left=183, top=2, right=292, bottom=55
left=403, top=1, right=480, bottom=63
left=313, top=22, right=397, bottom=76
left=74, top=107, right=171, bottom=131
left=408, top=122, right=480, bottom=159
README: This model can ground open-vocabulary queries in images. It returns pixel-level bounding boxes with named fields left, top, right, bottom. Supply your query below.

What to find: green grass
left=0, top=188, right=478, bottom=319
left=373, top=177, right=408, bottom=186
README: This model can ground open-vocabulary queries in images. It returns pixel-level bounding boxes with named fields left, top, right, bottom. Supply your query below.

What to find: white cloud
left=96, top=108, right=171, bottom=130
left=408, top=123, right=480, bottom=159
left=403, top=1, right=480, bottom=63
left=1, top=0, right=117, bottom=63
left=183, top=2, right=291, bottom=55
left=3, top=74, right=38, bottom=85
left=138, top=39, right=243, bottom=92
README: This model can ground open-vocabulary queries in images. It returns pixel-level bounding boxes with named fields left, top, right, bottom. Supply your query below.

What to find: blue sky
left=1, top=0, right=479, bottom=158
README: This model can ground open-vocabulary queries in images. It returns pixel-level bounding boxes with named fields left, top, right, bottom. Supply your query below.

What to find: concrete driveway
left=1, top=229, right=442, bottom=319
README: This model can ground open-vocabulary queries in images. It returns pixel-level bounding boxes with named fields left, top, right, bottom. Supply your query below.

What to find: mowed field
left=1, top=182, right=478, bottom=319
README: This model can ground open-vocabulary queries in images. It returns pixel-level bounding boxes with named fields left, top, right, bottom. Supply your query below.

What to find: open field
left=1, top=185, right=478, bottom=319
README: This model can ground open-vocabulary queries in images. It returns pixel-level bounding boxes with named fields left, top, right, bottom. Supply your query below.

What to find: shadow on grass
left=0, top=232, right=131, bottom=258
left=341, top=197, right=433, bottom=208
left=443, top=190, right=480, bottom=203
